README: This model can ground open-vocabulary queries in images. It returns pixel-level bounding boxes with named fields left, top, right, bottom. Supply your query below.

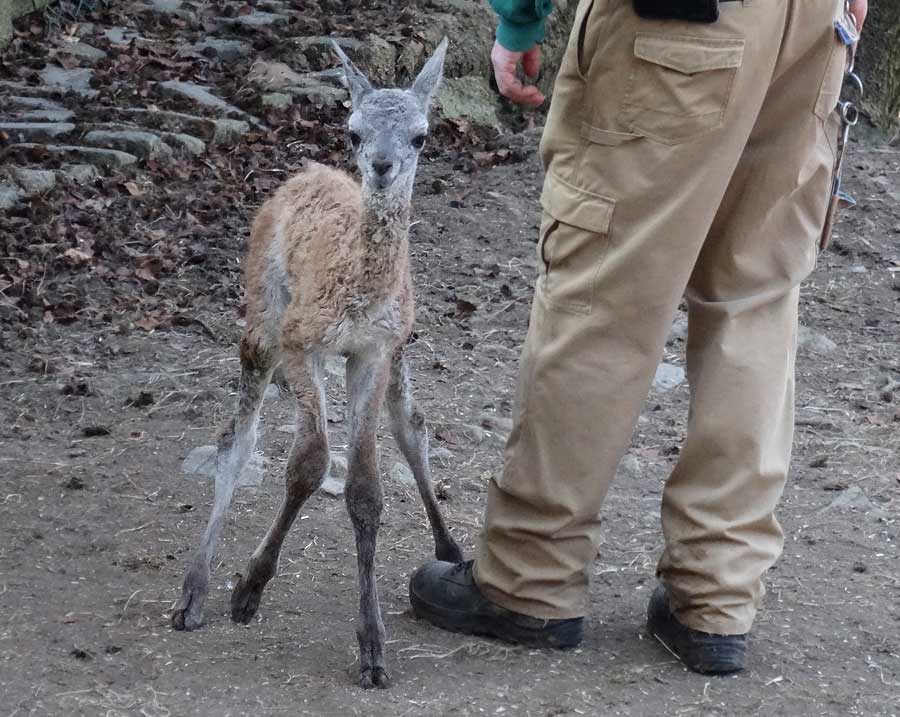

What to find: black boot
left=647, top=585, right=748, bottom=675
left=409, top=560, right=583, bottom=649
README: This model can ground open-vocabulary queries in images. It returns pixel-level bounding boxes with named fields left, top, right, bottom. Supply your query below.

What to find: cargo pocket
left=621, top=33, right=745, bottom=145
left=537, top=171, right=615, bottom=315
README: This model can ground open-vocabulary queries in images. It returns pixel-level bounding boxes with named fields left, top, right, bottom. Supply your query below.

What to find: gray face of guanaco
left=332, top=38, right=448, bottom=195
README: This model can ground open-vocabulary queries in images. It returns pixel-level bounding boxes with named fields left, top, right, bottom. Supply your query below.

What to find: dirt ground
left=2, top=2, right=900, bottom=716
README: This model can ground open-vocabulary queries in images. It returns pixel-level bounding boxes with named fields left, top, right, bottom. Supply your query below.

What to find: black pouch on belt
left=633, top=0, right=721, bottom=23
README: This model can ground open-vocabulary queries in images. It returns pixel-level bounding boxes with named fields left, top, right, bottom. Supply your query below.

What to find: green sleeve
left=489, top=0, right=554, bottom=51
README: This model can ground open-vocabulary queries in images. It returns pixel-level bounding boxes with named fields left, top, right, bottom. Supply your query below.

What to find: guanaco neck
left=355, top=192, right=411, bottom=303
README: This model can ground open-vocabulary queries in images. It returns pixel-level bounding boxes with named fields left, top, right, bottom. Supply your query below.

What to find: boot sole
left=410, top=591, right=583, bottom=649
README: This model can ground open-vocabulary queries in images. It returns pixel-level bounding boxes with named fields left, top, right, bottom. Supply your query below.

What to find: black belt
left=635, top=0, right=742, bottom=23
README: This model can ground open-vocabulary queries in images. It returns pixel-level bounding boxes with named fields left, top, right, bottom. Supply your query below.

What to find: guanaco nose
left=372, top=160, right=393, bottom=177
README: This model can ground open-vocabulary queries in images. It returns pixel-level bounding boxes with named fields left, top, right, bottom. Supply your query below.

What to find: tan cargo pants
left=474, top=0, right=848, bottom=635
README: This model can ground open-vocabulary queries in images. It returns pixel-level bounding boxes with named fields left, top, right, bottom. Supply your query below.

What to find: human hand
left=490, top=41, right=545, bottom=107
left=848, top=0, right=867, bottom=33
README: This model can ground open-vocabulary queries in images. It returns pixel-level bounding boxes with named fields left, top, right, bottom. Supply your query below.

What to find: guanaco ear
left=410, top=38, right=448, bottom=110
left=331, top=40, right=373, bottom=109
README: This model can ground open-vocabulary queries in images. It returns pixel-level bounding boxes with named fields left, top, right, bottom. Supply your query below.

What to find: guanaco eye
left=349, top=131, right=361, bottom=148
left=411, top=134, right=426, bottom=149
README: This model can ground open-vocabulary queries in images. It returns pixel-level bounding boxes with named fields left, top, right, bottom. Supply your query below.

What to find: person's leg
left=474, top=0, right=793, bottom=621
left=412, top=0, right=787, bottom=632
left=655, top=0, right=847, bottom=641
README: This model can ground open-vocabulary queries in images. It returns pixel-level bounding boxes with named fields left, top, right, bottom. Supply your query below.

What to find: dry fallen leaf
left=63, top=248, right=92, bottom=265
left=135, top=316, right=161, bottom=331
left=124, top=181, right=144, bottom=197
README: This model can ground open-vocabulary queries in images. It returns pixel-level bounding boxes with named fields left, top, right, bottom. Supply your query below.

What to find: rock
left=653, top=363, right=686, bottom=392
left=324, top=355, right=345, bottom=387
left=147, top=0, right=182, bottom=12
left=291, top=84, right=347, bottom=106
left=330, top=452, right=348, bottom=477
left=461, top=424, right=486, bottom=444
left=820, top=485, right=876, bottom=513
left=478, top=412, right=514, bottom=433
left=667, top=312, right=688, bottom=345
left=320, top=452, right=349, bottom=496
left=0, top=122, right=76, bottom=142
left=8, top=96, right=66, bottom=112
left=264, top=384, right=282, bottom=400
left=160, top=132, right=205, bottom=156
left=57, top=41, right=108, bottom=64
left=848, top=265, right=868, bottom=274
left=364, top=36, right=397, bottom=84
left=0, top=183, right=21, bottom=210
left=798, top=326, right=838, bottom=354
left=262, top=92, right=293, bottom=109
left=396, top=41, right=425, bottom=81
left=58, top=163, right=100, bottom=183
left=104, top=27, right=138, bottom=45
left=430, top=446, right=454, bottom=464
left=249, top=60, right=307, bottom=91
left=300, top=68, right=345, bottom=87
left=194, top=38, right=251, bottom=62
left=39, top=66, right=97, bottom=97
left=83, top=129, right=173, bottom=161
left=10, top=168, right=56, bottom=195
left=434, top=478, right=453, bottom=501
left=10, top=143, right=138, bottom=170
left=181, top=445, right=219, bottom=477
left=0, top=1, right=13, bottom=48
left=221, top=11, right=289, bottom=28
left=618, top=453, right=641, bottom=479
left=389, top=461, right=416, bottom=488
left=212, top=118, right=250, bottom=145
left=294, top=35, right=363, bottom=55
left=436, top=76, right=499, bottom=127
left=118, top=108, right=250, bottom=146
left=159, top=80, right=262, bottom=126
left=9, top=109, right=76, bottom=122
left=181, top=444, right=267, bottom=487
left=320, top=475, right=345, bottom=497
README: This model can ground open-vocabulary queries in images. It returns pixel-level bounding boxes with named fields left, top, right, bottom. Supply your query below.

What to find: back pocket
left=621, top=33, right=745, bottom=145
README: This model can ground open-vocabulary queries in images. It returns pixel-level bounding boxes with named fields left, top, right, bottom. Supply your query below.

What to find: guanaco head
left=332, top=38, right=448, bottom=198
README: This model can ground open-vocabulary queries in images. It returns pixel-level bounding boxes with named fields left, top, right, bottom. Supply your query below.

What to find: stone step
left=104, top=27, right=139, bottom=45
left=159, top=132, right=205, bottom=156
left=158, top=80, right=263, bottom=128
left=9, top=143, right=139, bottom=170
left=2, top=109, right=76, bottom=122
left=59, top=163, right=100, bottom=183
left=6, top=96, right=68, bottom=112
left=82, top=121, right=207, bottom=157
left=0, top=80, right=94, bottom=103
left=39, top=66, right=98, bottom=98
left=218, top=11, right=289, bottom=29
left=8, top=167, right=57, bottom=196
left=82, top=129, right=174, bottom=161
left=116, top=108, right=249, bottom=146
left=0, top=122, right=76, bottom=142
left=56, top=41, right=108, bottom=65
left=247, top=61, right=347, bottom=105
left=0, top=183, right=22, bottom=211
left=193, top=38, right=251, bottom=62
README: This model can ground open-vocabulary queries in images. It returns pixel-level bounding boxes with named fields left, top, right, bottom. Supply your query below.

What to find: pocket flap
left=541, top=171, right=615, bottom=235
left=634, top=33, right=745, bottom=74
left=580, top=124, right=644, bottom=146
